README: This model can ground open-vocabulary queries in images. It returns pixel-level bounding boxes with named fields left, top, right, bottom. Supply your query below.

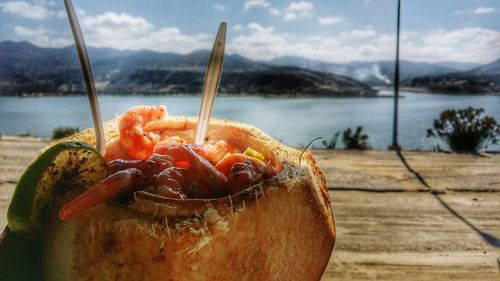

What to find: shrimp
left=59, top=154, right=174, bottom=221
left=154, top=167, right=189, bottom=199
left=108, top=154, right=173, bottom=178
left=104, top=138, right=131, bottom=161
left=226, top=160, right=263, bottom=195
left=226, top=159, right=278, bottom=195
left=154, top=140, right=233, bottom=166
left=154, top=143, right=229, bottom=197
left=59, top=168, right=145, bottom=220
left=143, top=116, right=196, bottom=132
left=201, top=140, right=234, bottom=164
left=151, top=145, right=229, bottom=198
left=119, top=105, right=167, bottom=160
left=178, top=145, right=228, bottom=197
left=58, top=145, right=229, bottom=220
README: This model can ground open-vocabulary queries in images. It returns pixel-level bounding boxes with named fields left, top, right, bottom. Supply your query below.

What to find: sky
left=0, top=0, right=499, bottom=64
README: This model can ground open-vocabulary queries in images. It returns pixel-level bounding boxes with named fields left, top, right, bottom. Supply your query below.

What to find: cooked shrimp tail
left=180, top=145, right=227, bottom=188
left=59, top=168, right=143, bottom=220
left=154, top=167, right=189, bottom=199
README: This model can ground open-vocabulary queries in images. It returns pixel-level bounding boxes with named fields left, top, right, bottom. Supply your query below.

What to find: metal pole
left=391, top=0, right=401, bottom=149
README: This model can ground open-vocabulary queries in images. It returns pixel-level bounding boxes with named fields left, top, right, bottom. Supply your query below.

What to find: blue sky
left=0, top=0, right=499, bottom=63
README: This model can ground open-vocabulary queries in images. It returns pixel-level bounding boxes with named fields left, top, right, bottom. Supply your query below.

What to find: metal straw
left=64, top=0, right=106, bottom=154
left=194, top=22, right=227, bottom=145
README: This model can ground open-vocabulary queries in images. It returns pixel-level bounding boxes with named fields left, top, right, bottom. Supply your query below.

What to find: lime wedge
left=7, top=141, right=107, bottom=237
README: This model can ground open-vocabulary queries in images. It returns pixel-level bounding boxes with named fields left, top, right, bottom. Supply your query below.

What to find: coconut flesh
left=42, top=117, right=336, bottom=281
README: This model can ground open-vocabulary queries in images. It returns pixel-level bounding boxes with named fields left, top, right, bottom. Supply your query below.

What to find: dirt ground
left=1, top=137, right=499, bottom=280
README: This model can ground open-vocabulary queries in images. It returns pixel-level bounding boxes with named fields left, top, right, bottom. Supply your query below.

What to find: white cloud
left=32, top=0, right=56, bottom=6
left=287, top=1, right=314, bottom=12
left=14, top=25, right=71, bottom=47
left=318, top=17, right=343, bottom=26
left=12, top=11, right=215, bottom=53
left=229, top=23, right=289, bottom=60
left=213, top=3, right=227, bottom=12
left=284, top=12, right=297, bottom=21
left=283, top=1, right=314, bottom=21
left=473, top=7, right=495, bottom=14
left=342, top=28, right=377, bottom=38
left=229, top=23, right=342, bottom=61
left=14, top=25, right=47, bottom=37
left=228, top=23, right=500, bottom=64
left=83, top=12, right=153, bottom=34
left=244, top=0, right=284, bottom=18
left=453, top=7, right=496, bottom=16
left=78, top=12, right=211, bottom=53
left=416, top=27, right=500, bottom=62
left=0, top=1, right=52, bottom=20
left=10, top=9, right=499, bottom=64
left=269, top=8, right=281, bottom=16
left=132, top=28, right=211, bottom=53
left=244, top=0, right=270, bottom=11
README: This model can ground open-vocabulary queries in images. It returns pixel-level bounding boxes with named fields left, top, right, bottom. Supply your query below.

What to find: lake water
left=1, top=90, right=500, bottom=151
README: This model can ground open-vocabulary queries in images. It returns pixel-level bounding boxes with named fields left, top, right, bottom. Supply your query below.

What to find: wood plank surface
left=1, top=137, right=499, bottom=280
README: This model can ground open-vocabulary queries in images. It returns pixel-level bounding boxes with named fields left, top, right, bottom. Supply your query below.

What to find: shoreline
left=2, top=87, right=500, bottom=98
left=376, top=86, right=500, bottom=96
left=1, top=92, right=382, bottom=98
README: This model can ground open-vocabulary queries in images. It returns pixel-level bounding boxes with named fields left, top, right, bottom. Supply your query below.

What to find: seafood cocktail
left=2, top=105, right=335, bottom=281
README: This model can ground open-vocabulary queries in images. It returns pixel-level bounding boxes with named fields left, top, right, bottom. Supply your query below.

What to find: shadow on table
left=395, top=149, right=500, bottom=248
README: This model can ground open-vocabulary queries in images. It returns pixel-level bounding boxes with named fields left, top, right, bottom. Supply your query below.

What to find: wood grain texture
left=1, top=137, right=499, bottom=280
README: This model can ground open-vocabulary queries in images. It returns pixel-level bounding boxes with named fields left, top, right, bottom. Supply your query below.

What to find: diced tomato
left=174, top=160, right=190, bottom=169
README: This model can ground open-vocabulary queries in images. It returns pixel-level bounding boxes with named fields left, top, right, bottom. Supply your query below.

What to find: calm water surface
left=1, top=90, right=500, bottom=151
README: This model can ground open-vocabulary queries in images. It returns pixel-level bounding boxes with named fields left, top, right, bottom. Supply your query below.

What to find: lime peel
left=7, top=141, right=107, bottom=238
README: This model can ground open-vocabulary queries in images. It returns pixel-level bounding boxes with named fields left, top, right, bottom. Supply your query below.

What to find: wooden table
left=1, top=138, right=499, bottom=280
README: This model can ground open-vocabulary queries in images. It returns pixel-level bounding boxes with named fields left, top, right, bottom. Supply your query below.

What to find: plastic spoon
left=64, top=0, right=106, bottom=155
left=194, top=22, right=227, bottom=145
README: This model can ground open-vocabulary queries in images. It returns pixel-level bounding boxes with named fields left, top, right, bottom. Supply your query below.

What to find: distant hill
left=266, top=56, right=458, bottom=86
left=111, top=66, right=376, bottom=97
left=433, top=61, right=481, bottom=72
left=401, top=58, right=500, bottom=94
left=0, top=41, right=376, bottom=97
left=467, top=58, right=500, bottom=77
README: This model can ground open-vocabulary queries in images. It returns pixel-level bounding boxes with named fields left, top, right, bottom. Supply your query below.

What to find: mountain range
left=400, top=58, right=500, bottom=94
left=0, top=41, right=497, bottom=96
left=263, top=54, right=498, bottom=94
left=0, top=41, right=376, bottom=97
left=266, top=56, right=480, bottom=86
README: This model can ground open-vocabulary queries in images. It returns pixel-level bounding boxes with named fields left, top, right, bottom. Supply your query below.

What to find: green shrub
left=342, top=126, right=370, bottom=150
left=427, top=107, right=499, bottom=152
left=52, top=127, right=80, bottom=139
left=322, top=132, right=340, bottom=149
left=17, top=132, right=34, bottom=137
